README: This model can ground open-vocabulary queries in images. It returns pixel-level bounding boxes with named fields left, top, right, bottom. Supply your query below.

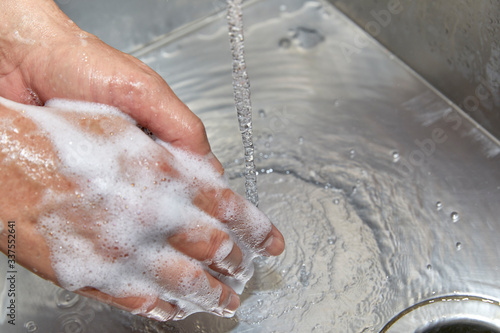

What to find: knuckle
left=190, top=116, right=207, bottom=136
left=214, top=188, right=238, bottom=218
left=193, top=188, right=217, bottom=215
left=204, top=229, right=230, bottom=261
left=195, top=188, right=236, bottom=220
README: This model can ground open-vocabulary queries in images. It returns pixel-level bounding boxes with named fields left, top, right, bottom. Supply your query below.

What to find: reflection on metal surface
left=57, top=0, right=229, bottom=54
left=1, top=0, right=500, bottom=332
left=330, top=0, right=500, bottom=140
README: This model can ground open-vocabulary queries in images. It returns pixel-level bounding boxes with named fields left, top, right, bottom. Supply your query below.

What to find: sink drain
left=381, top=295, right=500, bottom=333
left=417, top=319, right=500, bottom=333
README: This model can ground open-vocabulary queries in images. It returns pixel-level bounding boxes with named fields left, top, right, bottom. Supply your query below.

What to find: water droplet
left=258, top=109, right=266, bottom=118
left=436, top=201, right=443, bottom=211
left=327, top=237, right=336, bottom=245
left=351, top=186, right=357, bottom=196
left=24, top=321, right=38, bottom=332
left=55, top=289, right=80, bottom=308
left=427, top=264, right=432, bottom=270
left=392, top=151, right=400, bottom=162
left=291, top=27, right=325, bottom=49
left=298, top=136, right=304, bottom=144
left=349, top=149, right=356, bottom=159
left=279, top=38, right=291, bottom=49
left=456, top=242, right=462, bottom=251
left=451, top=212, right=460, bottom=222
left=299, top=265, right=310, bottom=286
left=333, top=198, right=340, bottom=205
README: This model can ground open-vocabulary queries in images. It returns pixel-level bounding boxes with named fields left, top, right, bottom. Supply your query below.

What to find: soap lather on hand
left=0, top=0, right=285, bottom=321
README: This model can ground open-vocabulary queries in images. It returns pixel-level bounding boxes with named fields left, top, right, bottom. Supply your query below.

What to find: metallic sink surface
left=1, top=0, right=500, bottom=332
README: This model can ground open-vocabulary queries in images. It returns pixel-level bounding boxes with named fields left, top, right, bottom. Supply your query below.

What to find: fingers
left=8, top=14, right=218, bottom=162
left=77, top=287, right=185, bottom=321
left=257, top=224, right=286, bottom=256
left=1, top=0, right=220, bottom=166
left=193, top=188, right=285, bottom=256
left=202, top=270, right=241, bottom=318
left=168, top=226, right=244, bottom=276
left=49, top=37, right=217, bottom=161
left=77, top=255, right=241, bottom=321
left=144, top=300, right=187, bottom=321
left=154, top=256, right=241, bottom=318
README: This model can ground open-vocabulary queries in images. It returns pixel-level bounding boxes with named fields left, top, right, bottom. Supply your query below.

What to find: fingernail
left=219, top=243, right=243, bottom=276
left=223, top=293, right=240, bottom=317
left=145, top=303, right=177, bottom=322
left=173, top=310, right=187, bottom=321
left=263, top=235, right=274, bottom=249
left=223, top=308, right=236, bottom=318
left=260, top=235, right=275, bottom=256
left=261, top=235, right=285, bottom=256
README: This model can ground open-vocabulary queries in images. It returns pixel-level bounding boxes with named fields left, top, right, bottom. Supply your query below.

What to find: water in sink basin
left=1, top=0, right=500, bottom=332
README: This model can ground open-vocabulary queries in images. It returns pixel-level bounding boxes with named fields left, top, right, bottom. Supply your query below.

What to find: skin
left=0, top=0, right=285, bottom=320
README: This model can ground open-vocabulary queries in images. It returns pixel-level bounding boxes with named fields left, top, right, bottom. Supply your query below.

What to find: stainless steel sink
left=1, top=0, right=499, bottom=332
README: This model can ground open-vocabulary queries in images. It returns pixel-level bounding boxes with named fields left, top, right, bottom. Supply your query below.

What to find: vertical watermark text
left=6, top=220, right=16, bottom=326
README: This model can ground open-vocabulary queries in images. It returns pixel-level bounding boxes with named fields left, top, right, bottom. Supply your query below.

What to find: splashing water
left=226, top=0, right=259, bottom=206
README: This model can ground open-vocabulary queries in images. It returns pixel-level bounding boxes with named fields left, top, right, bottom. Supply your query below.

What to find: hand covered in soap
left=0, top=0, right=211, bottom=158
left=0, top=0, right=284, bottom=321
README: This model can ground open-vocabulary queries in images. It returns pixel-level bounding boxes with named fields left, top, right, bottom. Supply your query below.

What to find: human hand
left=0, top=0, right=285, bottom=321
left=0, top=96, right=285, bottom=320
left=0, top=0, right=212, bottom=158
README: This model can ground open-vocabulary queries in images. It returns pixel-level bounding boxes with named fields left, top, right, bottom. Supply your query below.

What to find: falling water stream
left=226, top=0, right=259, bottom=206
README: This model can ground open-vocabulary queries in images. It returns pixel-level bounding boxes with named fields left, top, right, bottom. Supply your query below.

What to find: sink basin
left=1, top=0, right=499, bottom=332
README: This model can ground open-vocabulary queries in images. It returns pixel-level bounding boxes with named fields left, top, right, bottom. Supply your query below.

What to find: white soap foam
left=0, top=96, right=272, bottom=318
left=219, top=192, right=272, bottom=249
left=212, top=239, right=234, bottom=264
left=45, top=99, right=135, bottom=121
left=0, top=115, right=57, bottom=183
